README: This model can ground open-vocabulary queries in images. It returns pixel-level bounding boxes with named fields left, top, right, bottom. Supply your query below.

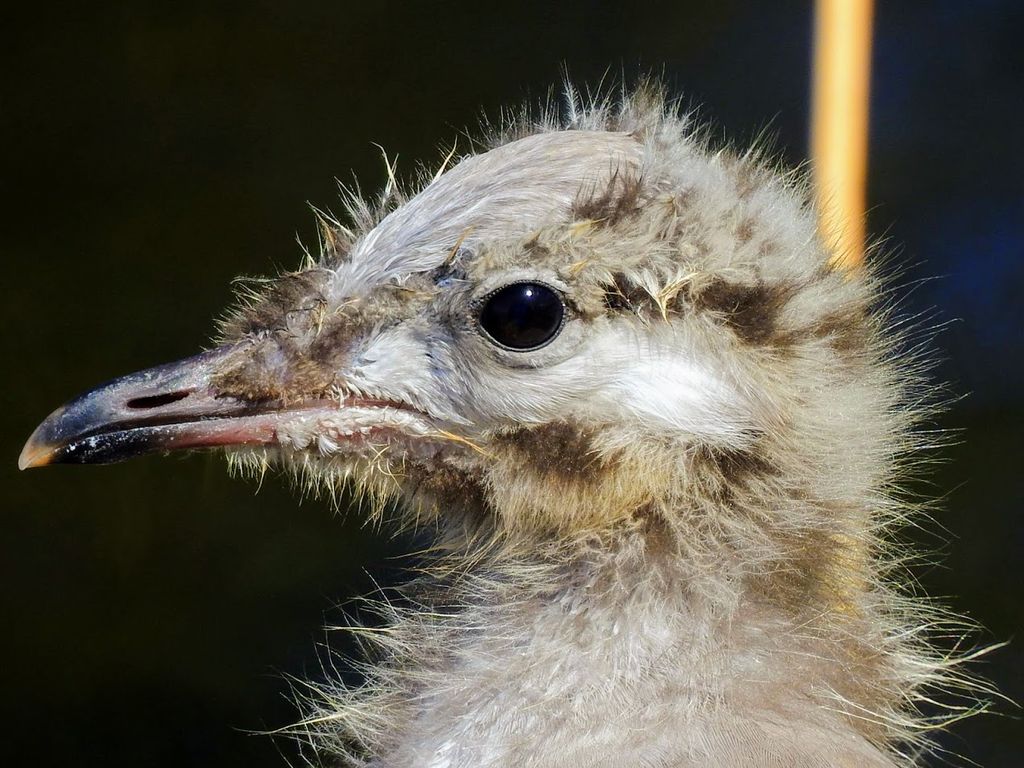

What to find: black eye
left=478, top=282, right=565, bottom=351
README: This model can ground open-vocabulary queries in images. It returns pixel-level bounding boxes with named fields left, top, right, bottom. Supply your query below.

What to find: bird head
left=21, top=88, right=894, bottom=555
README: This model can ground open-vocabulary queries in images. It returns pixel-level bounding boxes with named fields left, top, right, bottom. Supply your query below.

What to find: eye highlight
left=478, top=282, right=565, bottom=351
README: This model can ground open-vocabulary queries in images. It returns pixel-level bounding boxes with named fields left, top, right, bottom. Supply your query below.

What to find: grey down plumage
left=22, top=83, right=990, bottom=768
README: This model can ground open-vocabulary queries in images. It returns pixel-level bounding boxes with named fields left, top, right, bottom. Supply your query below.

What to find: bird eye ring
left=478, top=281, right=566, bottom=351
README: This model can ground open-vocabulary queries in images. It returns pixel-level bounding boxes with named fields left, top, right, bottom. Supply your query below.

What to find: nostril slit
left=126, top=390, right=191, bottom=410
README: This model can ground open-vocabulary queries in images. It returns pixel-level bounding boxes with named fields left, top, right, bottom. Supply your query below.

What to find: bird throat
left=318, top=531, right=899, bottom=768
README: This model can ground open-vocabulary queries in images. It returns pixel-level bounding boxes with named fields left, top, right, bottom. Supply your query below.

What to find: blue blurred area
left=871, top=1, right=1024, bottom=405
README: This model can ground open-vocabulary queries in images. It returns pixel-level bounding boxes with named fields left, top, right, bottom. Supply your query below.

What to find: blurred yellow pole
left=811, top=0, right=874, bottom=269
left=812, top=0, right=875, bottom=609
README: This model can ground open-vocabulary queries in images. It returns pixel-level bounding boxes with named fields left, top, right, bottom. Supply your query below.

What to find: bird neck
left=349, top=528, right=903, bottom=768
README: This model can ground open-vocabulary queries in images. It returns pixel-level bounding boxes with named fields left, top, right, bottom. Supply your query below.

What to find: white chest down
left=363, top=565, right=898, bottom=768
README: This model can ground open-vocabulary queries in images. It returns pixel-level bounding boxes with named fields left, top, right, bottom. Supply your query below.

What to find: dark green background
left=3, top=2, right=1021, bottom=765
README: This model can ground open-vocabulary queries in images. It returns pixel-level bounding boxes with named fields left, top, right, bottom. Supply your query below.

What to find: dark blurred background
left=2, top=1, right=1021, bottom=765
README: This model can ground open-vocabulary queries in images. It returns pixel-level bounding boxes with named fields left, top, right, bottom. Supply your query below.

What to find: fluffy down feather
left=213, top=83, right=991, bottom=767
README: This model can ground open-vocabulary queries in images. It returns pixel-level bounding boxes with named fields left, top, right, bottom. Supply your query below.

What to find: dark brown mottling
left=736, top=218, right=755, bottom=244
left=710, top=445, right=778, bottom=488
left=813, top=305, right=869, bottom=354
left=689, top=444, right=779, bottom=505
left=603, top=273, right=657, bottom=315
left=571, top=171, right=644, bottom=227
left=495, top=421, right=612, bottom=483
left=691, top=277, right=797, bottom=347
left=405, top=460, right=490, bottom=518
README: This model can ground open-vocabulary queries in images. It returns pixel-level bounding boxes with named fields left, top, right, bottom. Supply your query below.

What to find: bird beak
left=19, top=346, right=281, bottom=469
